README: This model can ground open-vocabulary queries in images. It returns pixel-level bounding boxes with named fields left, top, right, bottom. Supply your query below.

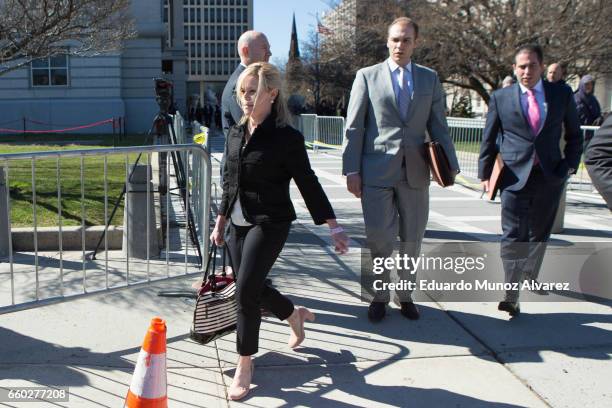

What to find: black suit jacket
left=219, top=114, right=335, bottom=225
left=221, top=64, right=246, bottom=137
left=585, top=115, right=612, bottom=209
left=479, top=81, right=583, bottom=191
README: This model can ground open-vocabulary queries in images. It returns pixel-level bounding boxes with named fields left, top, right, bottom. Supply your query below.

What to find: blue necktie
left=398, top=67, right=410, bottom=122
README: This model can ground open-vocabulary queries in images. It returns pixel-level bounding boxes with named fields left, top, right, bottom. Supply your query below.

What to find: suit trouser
left=500, top=166, right=565, bottom=301
left=362, top=179, right=429, bottom=303
left=226, top=221, right=294, bottom=356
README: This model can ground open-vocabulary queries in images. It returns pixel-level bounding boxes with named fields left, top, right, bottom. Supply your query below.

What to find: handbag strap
left=203, top=243, right=217, bottom=282
left=203, top=240, right=237, bottom=292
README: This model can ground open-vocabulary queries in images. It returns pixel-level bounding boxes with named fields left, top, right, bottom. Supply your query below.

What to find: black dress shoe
left=498, top=301, right=520, bottom=316
left=368, top=302, right=386, bottom=322
left=399, top=302, right=420, bottom=320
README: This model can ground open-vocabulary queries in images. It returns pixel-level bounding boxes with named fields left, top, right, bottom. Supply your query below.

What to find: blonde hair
left=235, top=62, right=290, bottom=127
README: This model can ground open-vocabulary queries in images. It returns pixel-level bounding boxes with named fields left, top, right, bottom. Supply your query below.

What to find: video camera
left=154, top=78, right=174, bottom=114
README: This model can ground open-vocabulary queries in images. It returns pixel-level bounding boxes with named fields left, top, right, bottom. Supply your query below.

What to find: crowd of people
left=197, top=15, right=609, bottom=401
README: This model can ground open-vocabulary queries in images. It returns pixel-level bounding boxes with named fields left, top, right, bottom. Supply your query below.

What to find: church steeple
left=289, top=13, right=300, bottom=60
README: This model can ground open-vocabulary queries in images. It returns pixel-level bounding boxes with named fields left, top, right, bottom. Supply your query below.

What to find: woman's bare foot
left=287, top=307, right=315, bottom=349
left=228, top=356, right=253, bottom=400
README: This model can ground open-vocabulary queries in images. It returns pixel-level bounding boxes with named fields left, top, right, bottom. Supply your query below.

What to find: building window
left=31, top=54, right=69, bottom=87
left=162, top=59, right=173, bottom=74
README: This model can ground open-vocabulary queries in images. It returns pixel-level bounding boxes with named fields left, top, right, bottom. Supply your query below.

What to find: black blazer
left=219, top=114, right=335, bottom=225
left=585, top=115, right=612, bottom=209
left=478, top=81, right=583, bottom=191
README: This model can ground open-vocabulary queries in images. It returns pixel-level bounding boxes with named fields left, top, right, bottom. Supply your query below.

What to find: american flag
left=317, top=22, right=333, bottom=35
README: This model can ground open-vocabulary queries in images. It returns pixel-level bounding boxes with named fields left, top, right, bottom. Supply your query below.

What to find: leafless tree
left=302, top=0, right=611, bottom=108
left=413, top=0, right=612, bottom=104
left=0, top=0, right=135, bottom=75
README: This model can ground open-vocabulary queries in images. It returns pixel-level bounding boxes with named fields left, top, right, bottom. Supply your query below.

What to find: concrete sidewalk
left=1, top=143, right=611, bottom=407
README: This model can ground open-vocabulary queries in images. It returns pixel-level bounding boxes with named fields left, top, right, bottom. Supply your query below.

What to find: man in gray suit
left=343, top=17, right=459, bottom=322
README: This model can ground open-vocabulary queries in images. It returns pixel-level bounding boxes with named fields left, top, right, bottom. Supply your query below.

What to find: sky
left=253, top=0, right=333, bottom=66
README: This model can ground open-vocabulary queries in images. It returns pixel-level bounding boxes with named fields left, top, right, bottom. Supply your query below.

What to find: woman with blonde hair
left=210, top=62, right=349, bottom=400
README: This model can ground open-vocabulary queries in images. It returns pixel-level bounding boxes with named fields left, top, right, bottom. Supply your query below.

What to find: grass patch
left=1, top=137, right=151, bottom=228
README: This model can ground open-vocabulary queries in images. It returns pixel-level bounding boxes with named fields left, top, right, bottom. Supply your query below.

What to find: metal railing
left=0, top=144, right=211, bottom=314
left=296, top=114, right=344, bottom=150
left=445, top=117, right=599, bottom=191
left=296, top=113, right=599, bottom=191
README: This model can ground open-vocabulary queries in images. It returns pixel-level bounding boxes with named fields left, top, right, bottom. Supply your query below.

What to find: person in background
left=574, top=74, right=603, bottom=145
left=546, top=62, right=566, bottom=85
left=502, top=76, right=515, bottom=88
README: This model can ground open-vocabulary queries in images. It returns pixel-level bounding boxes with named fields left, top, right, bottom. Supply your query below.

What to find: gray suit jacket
left=342, top=61, right=459, bottom=188
left=221, top=64, right=245, bottom=137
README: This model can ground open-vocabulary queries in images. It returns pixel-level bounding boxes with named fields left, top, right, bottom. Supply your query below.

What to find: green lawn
left=1, top=136, right=149, bottom=227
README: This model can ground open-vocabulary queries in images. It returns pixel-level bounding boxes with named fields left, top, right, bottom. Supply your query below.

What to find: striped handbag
left=190, top=243, right=238, bottom=344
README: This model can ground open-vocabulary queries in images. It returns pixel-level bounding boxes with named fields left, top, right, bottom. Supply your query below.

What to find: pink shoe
left=288, top=307, right=315, bottom=349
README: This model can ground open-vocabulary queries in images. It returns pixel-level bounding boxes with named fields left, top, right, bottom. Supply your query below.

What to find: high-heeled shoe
left=228, top=361, right=254, bottom=400
left=288, top=306, right=315, bottom=349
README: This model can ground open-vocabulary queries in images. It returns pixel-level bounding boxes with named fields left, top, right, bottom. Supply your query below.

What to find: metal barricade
left=299, top=114, right=317, bottom=144
left=446, top=117, right=600, bottom=191
left=0, top=144, right=211, bottom=315
left=446, top=117, right=486, bottom=180
left=316, top=116, right=345, bottom=148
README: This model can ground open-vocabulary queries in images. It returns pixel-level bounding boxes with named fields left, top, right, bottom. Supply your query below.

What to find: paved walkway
left=0, top=131, right=610, bottom=407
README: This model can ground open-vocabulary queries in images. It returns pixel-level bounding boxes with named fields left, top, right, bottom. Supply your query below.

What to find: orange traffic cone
left=125, top=317, right=168, bottom=408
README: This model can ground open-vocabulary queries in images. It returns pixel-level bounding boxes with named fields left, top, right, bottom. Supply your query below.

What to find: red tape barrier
left=0, top=118, right=114, bottom=134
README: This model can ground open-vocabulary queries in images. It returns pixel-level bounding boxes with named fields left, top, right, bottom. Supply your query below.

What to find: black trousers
left=226, top=221, right=294, bottom=356
left=500, top=166, right=565, bottom=301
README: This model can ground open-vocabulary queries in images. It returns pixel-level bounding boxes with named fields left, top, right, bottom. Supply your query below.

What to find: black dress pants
left=226, top=221, right=294, bottom=356
left=500, top=166, right=566, bottom=301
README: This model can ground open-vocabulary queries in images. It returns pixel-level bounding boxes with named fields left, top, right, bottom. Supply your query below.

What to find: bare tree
left=303, top=0, right=612, bottom=109
left=0, top=0, right=135, bottom=75
left=412, top=0, right=612, bottom=104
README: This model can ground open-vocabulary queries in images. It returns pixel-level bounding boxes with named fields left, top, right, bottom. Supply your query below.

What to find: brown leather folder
left=486, top=153, right=505, bottom=200
left=426, top=141, right=455, bottom=187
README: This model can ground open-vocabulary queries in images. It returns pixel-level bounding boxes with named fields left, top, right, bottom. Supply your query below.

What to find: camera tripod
left=89, top=111, right=203, bottom=267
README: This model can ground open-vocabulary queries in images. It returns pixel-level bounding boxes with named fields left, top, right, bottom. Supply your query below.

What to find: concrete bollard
left=123, top=165, right=160, bottom=259
left=0, top=168, right=9, bottom=258
left=552, top=183, right=567, bottom=234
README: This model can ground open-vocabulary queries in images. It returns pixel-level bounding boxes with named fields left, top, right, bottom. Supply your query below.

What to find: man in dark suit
left=221, top=31, right=271, bottom=138
left=220, top=31, right=271, bottom=184
left=585, top=115, right=612, bottom=210
left=479, top=44, right=583, bottom=316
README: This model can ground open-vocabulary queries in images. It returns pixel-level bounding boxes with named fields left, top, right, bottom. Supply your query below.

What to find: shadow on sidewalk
left=223, top=348, right=526, bottom=407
